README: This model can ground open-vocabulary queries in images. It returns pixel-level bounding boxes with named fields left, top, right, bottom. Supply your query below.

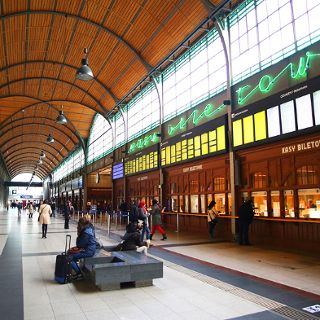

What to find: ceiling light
left=56, top=110, right=68, bottom=124
left=47, top=134, right=54, bottom=143
left=38, top=159, right=43, bottom=165
left=40, top=151, right=45, bottom=158
left=76, top=48, right=94, bottom=80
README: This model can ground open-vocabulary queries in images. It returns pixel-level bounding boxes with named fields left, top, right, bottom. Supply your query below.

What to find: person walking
left=129, top=200, right=139, bottom=223
left=64, top=201, right=73, bottom=229
left=207, top=200, right=219, bottom=239
left=39, top=199, right=52, bottom=238
left=238, top=199, right=255, bottom=245
left=150, top=199, right=167, bottom=240
left=138, top=200, right=151, bottom=242
left=27, top=201, right=34, bottom=219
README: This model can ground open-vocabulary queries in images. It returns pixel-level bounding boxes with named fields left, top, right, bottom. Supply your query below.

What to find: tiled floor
left=1, top=209, right=320, bottom=320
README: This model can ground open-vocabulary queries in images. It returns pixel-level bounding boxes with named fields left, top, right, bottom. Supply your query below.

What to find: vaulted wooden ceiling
left=0, top=0, right=242, bottom=180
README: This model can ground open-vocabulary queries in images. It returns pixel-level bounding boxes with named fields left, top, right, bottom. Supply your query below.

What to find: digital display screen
left=112, top=162, right=124, bottom=180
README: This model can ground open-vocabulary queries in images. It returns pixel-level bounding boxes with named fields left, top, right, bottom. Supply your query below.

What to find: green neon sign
left=128, top=132, right=160, bottom=153
left=168, top=103, right=225, bottom=136
left=237, top=51, right=320, bottom=106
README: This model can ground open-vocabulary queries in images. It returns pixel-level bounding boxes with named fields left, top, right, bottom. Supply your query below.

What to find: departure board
left=112, top=162, right=124, bottom=180
left=125, top=151, right=158, bottom=175
left=161, top=125, right=226, bottom=166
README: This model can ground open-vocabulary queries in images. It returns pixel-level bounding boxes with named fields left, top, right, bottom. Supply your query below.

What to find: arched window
left=87, top=114, right=112, bottom=164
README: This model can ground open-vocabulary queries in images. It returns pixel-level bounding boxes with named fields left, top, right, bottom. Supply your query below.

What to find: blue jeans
left=140, top=224, right=150, bottom=241
left=69, top=252, right=89, bottom=274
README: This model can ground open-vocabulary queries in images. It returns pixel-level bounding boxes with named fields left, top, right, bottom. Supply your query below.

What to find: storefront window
left=297, top=166, right=318, bottom=185
left=214, top=193, right=225, bottom=214
left=228, top=193, right=232, bottom=215
left=252, top=191, right=267, bottom=216
left=284, top=190, right=295, bottom=218
left=207, top=194, right=213, bottom=206
left=171, top=195, right=178, bottom=212
left=253, top=172, right=267, bottom=188
left=200, top=194, right=206, bottom=213
left=271, top=191, right=280, bottom=217
left=298, top=189, right=320, bottom=219
left=179, top=195, right=185, bottom=212
left=185, top=195, right=189, bottom=213
left=190, top=195, right=199, bottom=213
left=214, top=177, right=225, bottom=191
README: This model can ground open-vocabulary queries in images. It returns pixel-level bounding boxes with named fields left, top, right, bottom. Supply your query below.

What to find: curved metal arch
left=8, top=156, right=54, bottom=172
left=5, top=147, right=59, bottom=165
left=0, top=60, right=118, bottom=102
left=0, top=123, right=78, bottom=148
left=1, top=135, right=70, bottom=157
left=0, top=76, right=108, bottom=115
left=0, top=122, right=78, bottom=146
left=2, top=10, right=152, bottom=72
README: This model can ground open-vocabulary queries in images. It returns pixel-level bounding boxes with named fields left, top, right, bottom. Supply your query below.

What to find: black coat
left=238, top=201, right=254, bottom=224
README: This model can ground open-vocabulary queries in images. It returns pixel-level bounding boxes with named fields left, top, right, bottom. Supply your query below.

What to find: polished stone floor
left=0, top=208, right=319, bottom=320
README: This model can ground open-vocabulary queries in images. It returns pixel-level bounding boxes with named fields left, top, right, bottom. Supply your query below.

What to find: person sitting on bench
left=68, top=217, right=96, bottom=280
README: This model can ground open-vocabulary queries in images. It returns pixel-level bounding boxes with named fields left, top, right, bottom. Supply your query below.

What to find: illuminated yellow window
left=182, top=140, right=187, bottom=160
left=209, top=130, right=217, bottom=153
left=176, top=142, right=181, bottom=162
left=243, top=116, right=254, bottom=144
left=136, top=158, right=139, bottom=172
left=142, top=155, right=146, bottom=171
left=201, top=133, right=208, bottom=155
left=217, top=125, right=226, bottom=151
left=254, top=111, right=267, bottom=141
left=166, top=146, right=171, bottom=165
left=125, top=163, right=128, bottom=175
left=233, top=120, right=243, bottom=147
left=171, top=145, right=176, bottom=163
left=188, top=138, right=194, bottom=159
left=194, top=136, right=201, bottom=157
left=154, top=152, right=158, bottom=168
left=161, top=148, right=166, bottom=166
left=145, top=154, right=149, bottom=169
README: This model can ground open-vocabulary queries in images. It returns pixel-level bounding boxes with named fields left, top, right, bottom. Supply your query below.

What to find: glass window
left=179, top=195, right=185, bottom=213
left=298, top=188, right=320, bottom=219
left=214, top=193, right=225, bottom=215
left=297, top=165, right=318, bottom=185
left=253, top=172, right=267, bottom=188
left=185, top=195, right=189, bottom=213
left=271, top=190, right=280, bottom=217
left=200, top=194, right=206, bottom=214
left=296, top=94, right=313, bottom=129
left=214, top=177, right=225, bottom=191
left=284, top=189, right=295, bottom=218
left=228, top=193, right=232, bottom=215
left=190, top=195, right=199, bottom=213
left=280, top=100, right=295, bottom=133
left=252, top=191, right=268, bottom=216
left=171, top=196, right=178, bottom=213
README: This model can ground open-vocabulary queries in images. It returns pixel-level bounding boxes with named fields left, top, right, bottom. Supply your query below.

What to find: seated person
left=68, top=217, right=96, bottom=280
left=109, top=221, right=149, bottom=254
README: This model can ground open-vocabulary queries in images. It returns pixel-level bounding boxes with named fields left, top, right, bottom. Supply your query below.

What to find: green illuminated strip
left=128, top=132, right=159, bottom=153
left=168, top=103, right=226, bottom=136
left=237, top=51, right=320, bottom=106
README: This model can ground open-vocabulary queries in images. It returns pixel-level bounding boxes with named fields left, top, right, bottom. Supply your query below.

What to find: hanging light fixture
left=47, top=134, right=54, bottom=143
left=56, top=107, right=68, bottom=124
left=38, top=159, right=43, bottom=165
left=40, top=151, right=45, bottom=158
left=76, top=48, right=94, bottom=80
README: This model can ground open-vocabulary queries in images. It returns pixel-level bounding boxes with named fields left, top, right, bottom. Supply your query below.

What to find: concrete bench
left=81, top=249, right=163, bottom=291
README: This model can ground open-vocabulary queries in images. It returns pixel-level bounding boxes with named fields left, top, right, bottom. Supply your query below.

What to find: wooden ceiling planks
left=0, top=0, right=244, bottom=179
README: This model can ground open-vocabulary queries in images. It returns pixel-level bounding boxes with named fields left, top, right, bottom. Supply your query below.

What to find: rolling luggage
left=54, top=234, right=72, bottom=284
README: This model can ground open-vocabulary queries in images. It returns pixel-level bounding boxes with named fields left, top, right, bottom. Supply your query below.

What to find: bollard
left=107, top=214, right=111, bottom=237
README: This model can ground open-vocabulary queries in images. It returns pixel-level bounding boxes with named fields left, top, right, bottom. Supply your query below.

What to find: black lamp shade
left=56, top=110, right=68, bottom=124
left=47, top=134, right=54, bottom=143
left=76, top=58, right=94, bottom=80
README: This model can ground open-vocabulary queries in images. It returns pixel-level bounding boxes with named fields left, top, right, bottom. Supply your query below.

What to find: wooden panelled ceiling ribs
left=0, top=0, right=241, bottom=180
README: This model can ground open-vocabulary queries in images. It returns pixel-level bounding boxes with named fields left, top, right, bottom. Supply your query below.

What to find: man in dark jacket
left=238, top=199, right=255, bottom=245
left=129, top=200, right=139, bottom=223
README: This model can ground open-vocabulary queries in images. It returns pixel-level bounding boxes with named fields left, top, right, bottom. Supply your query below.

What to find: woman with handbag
left=39, top=199, right=52, bottom=238
left=207, top=200, right=219, bottom=240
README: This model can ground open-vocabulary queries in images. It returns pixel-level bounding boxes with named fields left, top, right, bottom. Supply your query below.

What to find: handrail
left=162, top=212, right=320, bottom=223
